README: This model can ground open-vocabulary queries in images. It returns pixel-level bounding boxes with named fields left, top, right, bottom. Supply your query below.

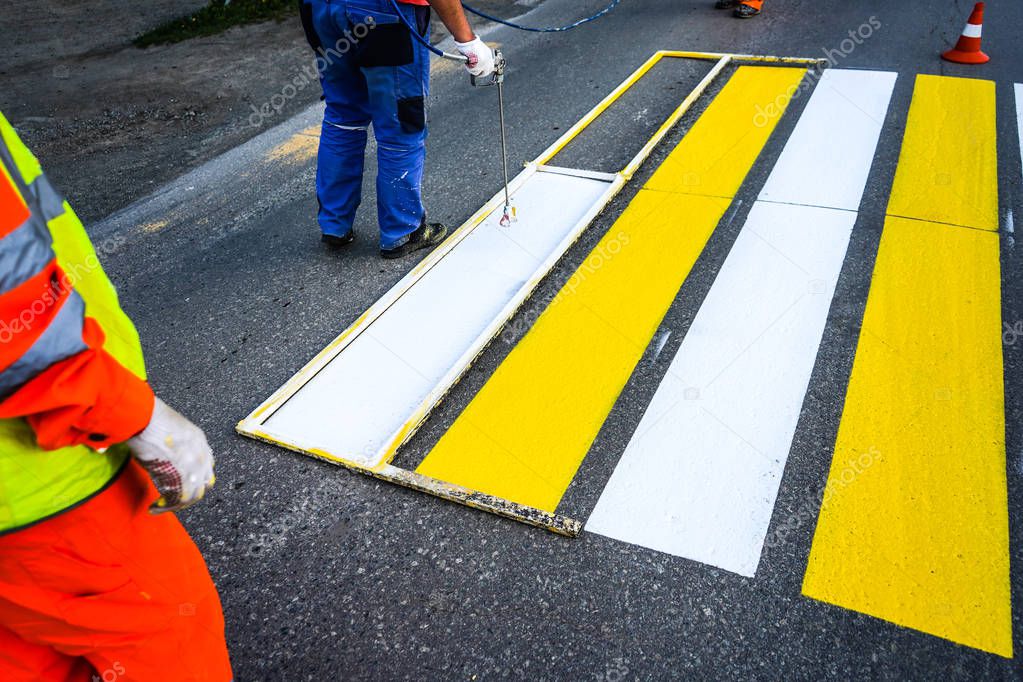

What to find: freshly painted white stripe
left=587, top=69, right=897, bottom=576
left=759, top=69, right=897, bottom=211
left=586, top=203, right=855, bottom=575
left=1015, top=84, right=1023, bottom=182
left=260, top=171, right=612, bottom=466
left=962, top=23, right=983, bottom=38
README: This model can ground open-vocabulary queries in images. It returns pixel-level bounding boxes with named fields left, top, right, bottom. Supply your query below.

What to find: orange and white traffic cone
left=942, top=2, right=990, bottom=64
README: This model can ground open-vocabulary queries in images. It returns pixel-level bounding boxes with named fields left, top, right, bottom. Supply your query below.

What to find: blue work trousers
left=305, top=0, right=431, bottom=249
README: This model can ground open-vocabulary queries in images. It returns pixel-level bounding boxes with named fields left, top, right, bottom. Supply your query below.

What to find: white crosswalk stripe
left=586, top=70, right=898, bottom=577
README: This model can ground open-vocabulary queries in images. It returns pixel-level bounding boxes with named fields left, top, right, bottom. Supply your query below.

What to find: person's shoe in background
left=734, top=1, right=763, bottom=18
left=322, top=231, right=355, bottom=249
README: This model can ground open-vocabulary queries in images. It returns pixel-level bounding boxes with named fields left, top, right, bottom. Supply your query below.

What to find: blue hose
left=388, top=0, right=620, bottom=58
left=461, top=1, right=620, bottom=33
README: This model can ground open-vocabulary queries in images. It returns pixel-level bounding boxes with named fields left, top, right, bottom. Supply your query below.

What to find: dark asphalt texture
left=83, top=0, right=1022, bottom=678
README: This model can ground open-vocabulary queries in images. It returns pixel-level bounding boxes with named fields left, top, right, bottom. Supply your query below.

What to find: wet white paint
left=587, top=69, right=897, bottom=577
left=760, top=69, right=898, bottom=211
left=261, top=171, right=612, bottom=466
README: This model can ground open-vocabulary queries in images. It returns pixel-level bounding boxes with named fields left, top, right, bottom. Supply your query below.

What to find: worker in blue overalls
left=300, top=0, right=496, bottom=258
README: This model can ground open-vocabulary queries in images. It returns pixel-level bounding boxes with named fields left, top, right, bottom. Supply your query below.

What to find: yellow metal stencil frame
left=237, top=51, right=825, bottom=536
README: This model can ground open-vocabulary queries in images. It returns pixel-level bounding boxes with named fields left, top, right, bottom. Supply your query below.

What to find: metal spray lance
left=470, top=50, right=513, bottom=227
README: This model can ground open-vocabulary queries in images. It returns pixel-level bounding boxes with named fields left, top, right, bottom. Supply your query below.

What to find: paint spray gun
left=469, top=50, right=515, bottom=227
left=470, top=48, right=505, bottom=87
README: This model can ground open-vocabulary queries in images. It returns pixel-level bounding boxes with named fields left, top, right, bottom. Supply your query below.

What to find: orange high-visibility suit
left=0, top=111, right=232, bottom=681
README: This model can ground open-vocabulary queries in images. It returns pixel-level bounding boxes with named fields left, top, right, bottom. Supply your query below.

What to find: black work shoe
left=733, top=3, right=761, bottom=17
left=714, top=0, right=738, bottom=8
left=322, top=231, right=355, bottom=248
left=380, top=222, right=448, bottom=260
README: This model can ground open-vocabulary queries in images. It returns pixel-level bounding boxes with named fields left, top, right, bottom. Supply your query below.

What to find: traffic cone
left=942, top=2, right=990, bottom=64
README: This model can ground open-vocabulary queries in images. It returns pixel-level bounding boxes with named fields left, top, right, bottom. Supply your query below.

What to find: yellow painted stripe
left=803, top=218, right=1010, bottom=656
left=886, top=74, right=998, bottom=231
left=644, top=67, right=803, bottom=197
left=416, top=66, right=807, bottom=512
left=804, top=73, right=1010, bottom=657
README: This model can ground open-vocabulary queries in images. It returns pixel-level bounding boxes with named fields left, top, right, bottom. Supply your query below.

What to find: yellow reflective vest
left=0, top=111, right=148, bottom=532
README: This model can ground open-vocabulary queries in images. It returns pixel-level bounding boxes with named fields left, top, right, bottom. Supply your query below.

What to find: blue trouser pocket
left=343, top=4, right=426, bottom=134
left=346, top=3, right=412, bottom=67
left=396, top=95, right=425, bottom=134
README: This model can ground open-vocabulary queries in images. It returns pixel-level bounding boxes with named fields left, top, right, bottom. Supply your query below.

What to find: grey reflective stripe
left=0, top=131, right=64, bottom=224
left=0, top=216, right=56, bottom=295
left=0, top=133, right=30, bottom=200
left=29, top=174, right=66, bottom=222
left=0, top=290, right=88, bottom=399
left=0, top=128, right=62, bottom=297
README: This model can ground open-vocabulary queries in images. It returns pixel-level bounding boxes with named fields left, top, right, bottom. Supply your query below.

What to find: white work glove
left=455, top=36, right=496, bottom=78
left=127, top=397, right=215, bottom=514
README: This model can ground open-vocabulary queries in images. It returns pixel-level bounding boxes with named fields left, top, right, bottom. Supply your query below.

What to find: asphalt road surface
left=84, top=0, right=1022, bottom=678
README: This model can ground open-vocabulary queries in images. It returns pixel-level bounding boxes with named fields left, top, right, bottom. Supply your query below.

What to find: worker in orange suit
left=0, top=110, right=231, bottom=682
left=715, top=0, right=764, bottom=18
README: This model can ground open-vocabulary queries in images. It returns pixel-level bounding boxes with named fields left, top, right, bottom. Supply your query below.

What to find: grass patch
left=134, top=0, right=298, bottom=47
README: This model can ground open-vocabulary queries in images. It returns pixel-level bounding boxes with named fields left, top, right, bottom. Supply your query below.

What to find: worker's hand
left=127, top=397, right=215, bottom=515
left=455, top=36, right=496, bottom=78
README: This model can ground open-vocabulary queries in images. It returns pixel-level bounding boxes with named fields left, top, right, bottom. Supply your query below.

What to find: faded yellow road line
left=803, top=74, right=1011, bottom=658
left=416, top=66, right=806, bottom=512
left=265, top=126, right=321, bottom=165
left=887, top=74, right=998, bottom=230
